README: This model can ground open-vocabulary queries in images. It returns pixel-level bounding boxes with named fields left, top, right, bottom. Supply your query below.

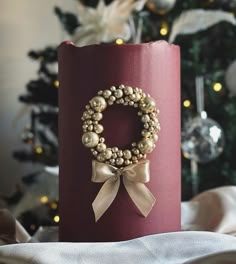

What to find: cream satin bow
left=92, top=160, right=156, bottom=222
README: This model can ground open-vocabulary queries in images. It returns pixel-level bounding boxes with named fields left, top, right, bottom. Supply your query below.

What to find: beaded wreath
left=81, top=84, right=160, bottom=167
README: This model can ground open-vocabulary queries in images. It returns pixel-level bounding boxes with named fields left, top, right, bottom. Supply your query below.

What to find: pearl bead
left=110, top=159, right=115, bottom=165
left=110, top=86, right=116, bottom=91
left=97, top=143, right=106, bottom=152
left=119, top=84, right=125, bottom=89
left=112, top=153, right=117, bottom=159
left=124, top=86, right=133, bottom=95
left=88, top=125, right=93, bottom=131
left=83, top=112, right=91, bottom=119
left=152, top=134, right=158, bottom=142
left=114, top=89, right=123, bottom=98
left=125, top=160, right=131, bottom=165
left=117, top=150, right=123, bottom=157
left=141, top=114, right=150, bottom=123
left=93, top=113, right=103, bottom=121
left=138, top=139, right=154, bottom=154
left=130, top=93, right=141, bottom=102
left=142, top=130, right=151, bottom=138
left=112, top=147, right=118, bottom=152
left=94, top=124, right=104, bottom=134
left=100, top=137, right=105, bottom=143
left=90, top=96, right=107, bottom=112
left=109, top=96, right=116, bottom=102
left=139, top=97, right=156, bottom=113
left=116, top=158, right=124, bottom=165
left=104, top=149, right=112, bottom=159
left=82, top=132, right=99, bottom=148
left=123, top=150, right=132, bottom=159
left=132, top=148, right=140, bottom=155
left=103, top=90, right=112, bottom=98
left=97, top=153, right=105, bottom=162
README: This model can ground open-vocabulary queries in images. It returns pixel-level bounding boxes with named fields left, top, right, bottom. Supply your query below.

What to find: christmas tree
left=6, top=0, right=236, bottom=233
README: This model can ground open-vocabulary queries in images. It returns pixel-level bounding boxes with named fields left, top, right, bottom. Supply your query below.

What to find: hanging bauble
left=225, top=59, right=236, bottom=96
left=181, top=116, right=224, bottom=163
left=146, top=0, right=176, bottom=15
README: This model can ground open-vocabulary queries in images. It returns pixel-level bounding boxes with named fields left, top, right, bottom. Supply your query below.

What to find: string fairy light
left=54, top=80, right=59, bottom=88
left=116, top=38, right=124, bottom=45
left=160, top=22, right=168, bottom=36
left=213, top=82, right=222, bottom=92
left=183, top=99, right=191, bottom=108
left=53, top=215, right=60, bottom=223
left=40, top=195, right=49, bottom=204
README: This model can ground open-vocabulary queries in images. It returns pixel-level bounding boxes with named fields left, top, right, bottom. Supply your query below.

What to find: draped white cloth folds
left=1, top=231, right=236, bottom=263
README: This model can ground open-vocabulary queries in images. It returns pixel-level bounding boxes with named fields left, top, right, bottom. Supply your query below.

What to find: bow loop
left=91, top=160, right=156, bottom=222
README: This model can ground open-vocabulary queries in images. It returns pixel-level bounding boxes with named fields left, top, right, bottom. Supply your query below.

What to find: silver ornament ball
left=147, top=0, right=176, bottom=15
left=182, top=117, right=224, bottom=163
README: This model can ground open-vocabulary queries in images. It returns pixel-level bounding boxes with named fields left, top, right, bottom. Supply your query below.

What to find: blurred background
left=0, top=0, right=236, bottom=234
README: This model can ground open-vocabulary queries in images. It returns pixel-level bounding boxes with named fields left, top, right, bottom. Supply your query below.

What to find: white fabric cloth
left=1, top=186, right=236, bottom=263
left=1, top=231, right=236, bottom=263
left=181, top=186, right=236, bottom=235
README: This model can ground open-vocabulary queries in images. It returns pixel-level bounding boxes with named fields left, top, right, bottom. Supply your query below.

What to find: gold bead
left=125, top=160, right=131, bottom=165
left=103, top=90, right=112, bottom=98
left=132, top=148, right=140, bottom=155
left=114, top=89, right=123, bottom=98
left=94, top=124, right=104, bottom=134
left=139, top=97, right=156, bottom=113
left=109, top=96, right=116, bottom=102
left=112, top=147, right=118, bottom=152
left=124, top=86, right=133, bottom=95
left=97, top=153, right=105, bottom=162
left=116, top=158, right=124, bottom=165
left=112, top=153, right=117, bottom=159
left=82, top=132, right=99, bottom=148
left=138, top=139, right=154, bottom=154
left=104, top=149, right=112, bottom=159
left=144, top=123, right=149, bottom=129
left=117, top=150, right=123, bottom=157
left=90, top=96, right=107, bottom=112
left=141, top=130, right=151, bottom=138
left=110, top=86, right=116, bottom=91
left=141, top=114, right=150, bottom=123
left=88, top=125, right=93, bottom=131
left=97, top=143, right=106, bottom=152
left=152, top=134, right=158, bottom=142
left=92, top=112, right=103, bottom=121
left=110, top=159, right=116, bottom=165
left=83, top=112, right=91, bottom=119
left=123, top=150, right=132, bottom=159
left=130, top=93, right=141, bottom=102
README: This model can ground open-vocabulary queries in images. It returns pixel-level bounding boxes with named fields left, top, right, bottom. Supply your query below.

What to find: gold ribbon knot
left=92, top=160, right=156, bottom=222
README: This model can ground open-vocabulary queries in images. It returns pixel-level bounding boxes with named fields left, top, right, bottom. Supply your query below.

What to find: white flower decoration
left=72, top=0, right=147, bottom=46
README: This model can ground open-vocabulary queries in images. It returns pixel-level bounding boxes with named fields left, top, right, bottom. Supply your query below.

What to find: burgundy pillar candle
left=58, top=41, right=181, bottom=242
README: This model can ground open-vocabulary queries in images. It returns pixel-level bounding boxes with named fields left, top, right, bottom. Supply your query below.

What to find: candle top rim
left=59, top=40, right=179, bottom=51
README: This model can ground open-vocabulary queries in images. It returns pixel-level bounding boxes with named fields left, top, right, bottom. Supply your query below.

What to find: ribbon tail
left=123, top=178, right=156, bottom=217
left=92, top=177, right=120, bottom=222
